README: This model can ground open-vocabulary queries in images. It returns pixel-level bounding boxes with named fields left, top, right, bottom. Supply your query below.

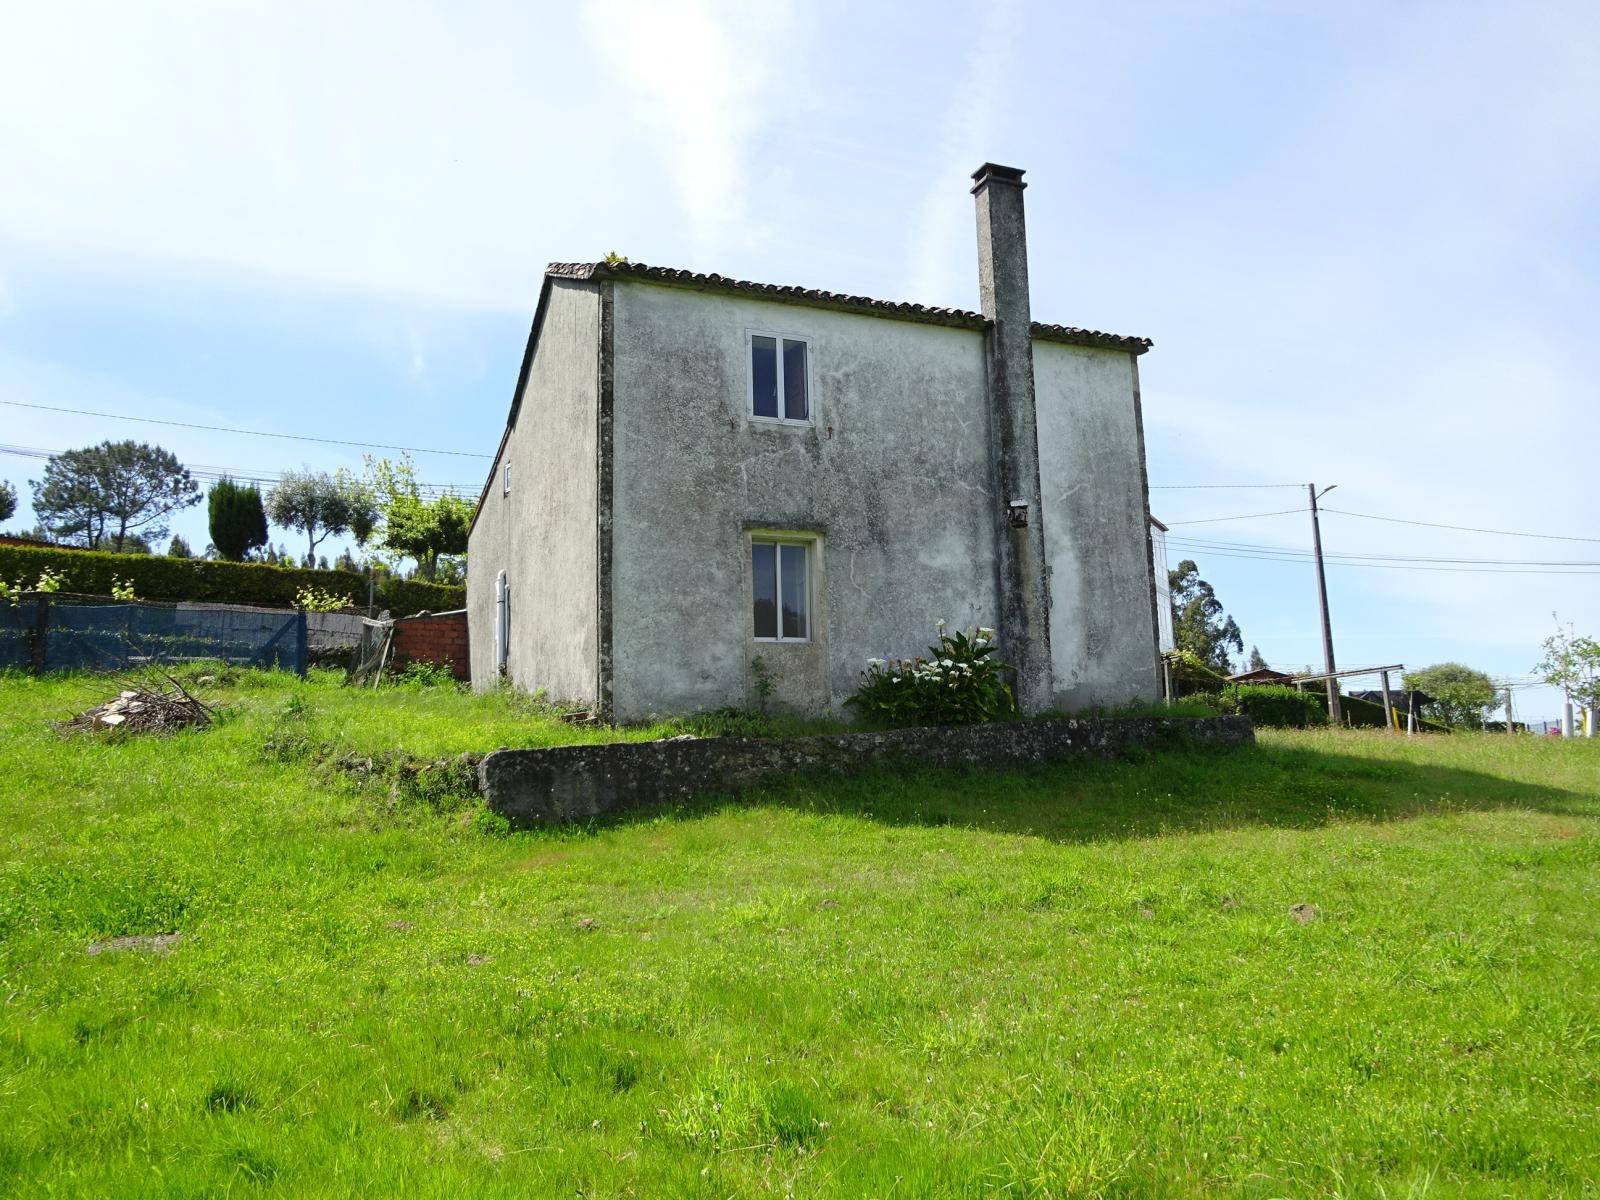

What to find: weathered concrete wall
left=467, top=279, right=601, bottom=702
left=1033, top=342, right=1161, bottom=709
left=607, top=280, right=999, bottom=721
left=481, top=714, right=1254, bottom=826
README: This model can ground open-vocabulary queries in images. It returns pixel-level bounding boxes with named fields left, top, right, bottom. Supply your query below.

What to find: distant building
left=1150, top=517, right=1174, bottom=653
left=1229, top=666, right=1296, bottom=685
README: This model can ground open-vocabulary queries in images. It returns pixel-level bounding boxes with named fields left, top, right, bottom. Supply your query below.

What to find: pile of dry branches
left=60, top=670, right=214, bottom=735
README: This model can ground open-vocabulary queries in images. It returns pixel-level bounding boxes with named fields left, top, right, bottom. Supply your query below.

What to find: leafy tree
left=1168, top=559, right=1244, bottom=674
left=168, top=534, right=193, bottom=558
left=1248, top=646, right=1269, bottom=672
left=30, top=441, right=200, bottom=550
left=266, top=468, right=375, bottom=562
left=1403, top=662, right=1497, bottom=729
left=1535, top=620, right=1600, bottom=716
left=367, top=456, right=471, bottom=581
left=0, top=479, right=15, bottom=523
left=207, top=477, right=269, bottom=562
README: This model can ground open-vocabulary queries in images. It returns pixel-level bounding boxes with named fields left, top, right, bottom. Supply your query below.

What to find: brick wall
left=390, top=609, right=469, bottom=680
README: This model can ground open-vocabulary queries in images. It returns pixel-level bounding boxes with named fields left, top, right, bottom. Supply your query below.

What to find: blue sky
left=2, top=0, right=1596, bottom=721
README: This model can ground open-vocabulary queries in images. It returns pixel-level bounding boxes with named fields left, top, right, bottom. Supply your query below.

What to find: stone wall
left=479, top=714, right=1253, bottom=827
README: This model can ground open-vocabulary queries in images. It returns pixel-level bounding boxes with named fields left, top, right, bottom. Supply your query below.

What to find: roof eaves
left=558, top=261, right=1152, bottom=352
left=563, top=260, right=990, bottom=331
left=1030, top=321, right=1153, bottom=355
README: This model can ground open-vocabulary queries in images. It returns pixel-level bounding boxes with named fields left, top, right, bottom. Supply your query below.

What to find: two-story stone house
left=467, top=163, right=1161, bottom=720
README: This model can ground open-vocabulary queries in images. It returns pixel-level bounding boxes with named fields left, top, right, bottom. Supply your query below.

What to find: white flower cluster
left=860, top=622, right=999, bottom=688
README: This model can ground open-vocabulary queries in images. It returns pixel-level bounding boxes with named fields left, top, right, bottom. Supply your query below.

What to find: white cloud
left=903, top=0, right=1018, bottom=308
left=579, top=0, right=795, bottom=254
left=0, top=2, right=630, bottom=309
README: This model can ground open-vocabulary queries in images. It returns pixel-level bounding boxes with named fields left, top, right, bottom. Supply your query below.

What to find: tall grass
left=1, top=669, right=1597, bottom=1196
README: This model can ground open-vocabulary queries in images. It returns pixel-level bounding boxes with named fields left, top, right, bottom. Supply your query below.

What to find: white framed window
left=751, top=537, right=811, bottom=641
left=747, top=331, right=812, bottom=424
left=502, top=461, right=511, bottom=496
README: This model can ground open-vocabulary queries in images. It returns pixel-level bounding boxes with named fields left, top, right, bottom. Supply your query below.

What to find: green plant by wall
left=749, top=655, right=775, bottom=714
left=847, top=622, right=1016, bottom=726
left=295, top=585, right=355, bottom=613
left=0, top=567, right=66, bottom=601
left=1163, top=648, right=1231, bottom=696
left=1220, top=684, right=1326, bottom=728
left=0, top=543, right=461, bottom=616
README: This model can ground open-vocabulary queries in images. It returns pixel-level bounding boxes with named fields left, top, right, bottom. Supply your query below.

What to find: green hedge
left=1223, top=683, right=1327, bottom=728
left=0, top=544, right=463, bottom=617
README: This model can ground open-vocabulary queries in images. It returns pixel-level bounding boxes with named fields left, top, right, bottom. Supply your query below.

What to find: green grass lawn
left=2, top=669, right=1597, bottom=1197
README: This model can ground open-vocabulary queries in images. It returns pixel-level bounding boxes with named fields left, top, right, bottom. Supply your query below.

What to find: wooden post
left=28, top=594, right=50, bottom=674
left=1379, top=669, right=1396, bottom=734
left=1308, top=483, right=1341, bottom=722
left=1505, top=686, right=1515, bottom=736
left=295, top=611, right=309, bottom=677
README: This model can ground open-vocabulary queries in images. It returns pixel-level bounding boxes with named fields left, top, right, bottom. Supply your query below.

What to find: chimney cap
left=970, top=162, right=1026, bottom=193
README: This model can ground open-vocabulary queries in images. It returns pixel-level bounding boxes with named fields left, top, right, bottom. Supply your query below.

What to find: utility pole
left=1308, top=483, right=1341, bottom=722
left=1504, top=685, right=1515, bottom=735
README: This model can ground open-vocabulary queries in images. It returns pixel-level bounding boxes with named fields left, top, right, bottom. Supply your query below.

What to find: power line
left=1164, top=507, right=1308, bottom=525
left=1148, top=482, right=1304, bottom=490
left=0, top=399, right=493, bottom=459
left=1166, top=532, right=1600, bottom=567
left=1321, top=507, right=1600, bottom=545
left=1163, top=541, right=1600, bottom=575
left=0, top=443, right=475, bottom=496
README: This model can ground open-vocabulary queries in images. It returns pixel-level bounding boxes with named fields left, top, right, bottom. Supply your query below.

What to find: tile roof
left=547, top=261, right=1152, bottom=354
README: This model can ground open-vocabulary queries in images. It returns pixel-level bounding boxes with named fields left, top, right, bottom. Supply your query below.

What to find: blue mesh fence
left=0, top=594, right=306, bottom=674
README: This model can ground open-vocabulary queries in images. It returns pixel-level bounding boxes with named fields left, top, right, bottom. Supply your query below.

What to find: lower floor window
left=752, top=539, right=809, bottom=641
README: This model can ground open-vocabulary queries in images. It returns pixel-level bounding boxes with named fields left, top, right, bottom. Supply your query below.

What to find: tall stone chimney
left=972, top=162, right=1052, bottom=713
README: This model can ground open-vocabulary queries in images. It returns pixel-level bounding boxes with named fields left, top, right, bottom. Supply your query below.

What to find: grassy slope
left=1, top=671, right=1597, bottom=1198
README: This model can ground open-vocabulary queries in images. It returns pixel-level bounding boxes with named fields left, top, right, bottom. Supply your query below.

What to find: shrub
left=846, top=622, right=1016, bottom=726
left=0, top=543, right=461, bottom=616
left=1221, top=683, right=1326, bottom=728
left=1164, top=648, right=1231, bottom=697
left=295, top=585, right=353, bottom=613
left=387, top=661, right=460, bottom=690
left=0, top=567, right=66, bottom=600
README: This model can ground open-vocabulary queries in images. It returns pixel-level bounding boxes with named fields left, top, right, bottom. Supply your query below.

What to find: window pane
left=780, top=544, right=807, bottom=639
left=783, top=339, right=809, bottom=420
left=752, top=542, right=777, bottom=638
left=751, top=335, right=779, bottom=418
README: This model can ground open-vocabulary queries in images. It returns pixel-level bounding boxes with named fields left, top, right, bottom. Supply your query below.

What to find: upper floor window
left=749, top=332, right=810, bottom=423
left=502, top=461, right=511, bottom=496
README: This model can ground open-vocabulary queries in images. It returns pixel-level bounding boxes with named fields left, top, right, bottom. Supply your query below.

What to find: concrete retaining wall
left=479, top=714, right=1253, bottom=827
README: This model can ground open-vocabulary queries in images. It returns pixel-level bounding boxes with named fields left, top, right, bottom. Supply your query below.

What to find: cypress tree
left=208, top=478, right=269, bottom=562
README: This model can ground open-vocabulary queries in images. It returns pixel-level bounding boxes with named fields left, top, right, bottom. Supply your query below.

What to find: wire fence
left=0, top=594, right=309, bottom=675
